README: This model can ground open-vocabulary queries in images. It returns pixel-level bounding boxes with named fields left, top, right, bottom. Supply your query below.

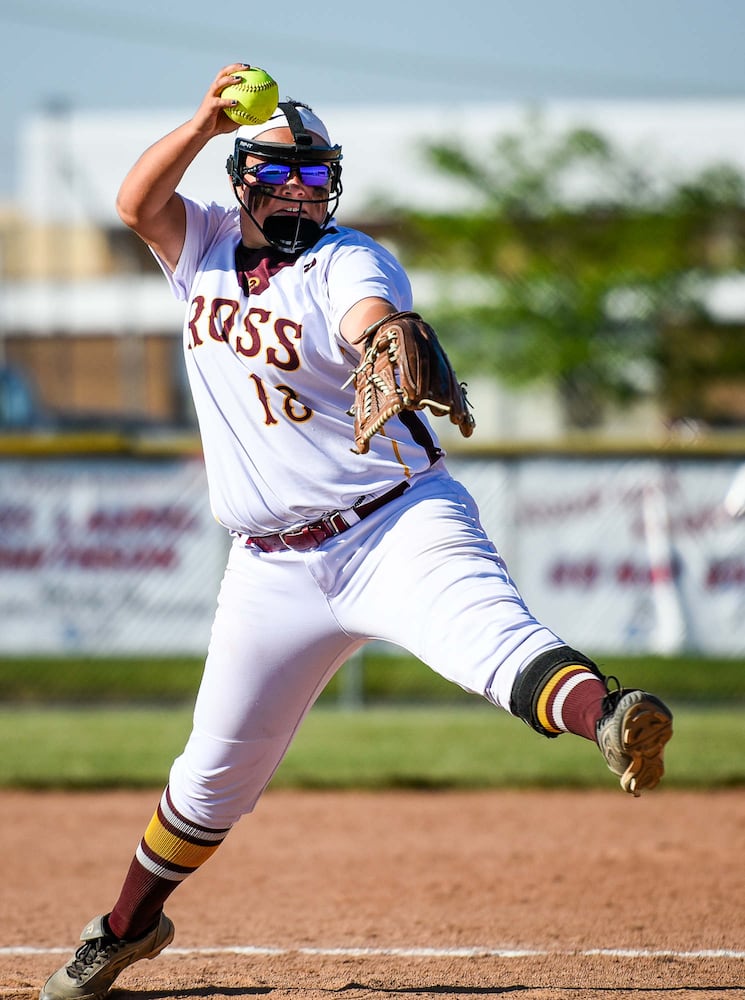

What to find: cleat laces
left=67, top=936, right=123, bottom=982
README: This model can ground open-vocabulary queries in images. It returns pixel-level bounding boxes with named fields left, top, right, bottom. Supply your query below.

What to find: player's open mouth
left=272, top=207, right=307, bottom=218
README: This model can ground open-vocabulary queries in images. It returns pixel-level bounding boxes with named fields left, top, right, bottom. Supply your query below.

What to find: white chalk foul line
left=3, top=946, right=745, bottom=959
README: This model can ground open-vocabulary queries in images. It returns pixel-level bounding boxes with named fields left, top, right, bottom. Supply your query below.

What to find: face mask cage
left=226, top=113, right=344, bottom=254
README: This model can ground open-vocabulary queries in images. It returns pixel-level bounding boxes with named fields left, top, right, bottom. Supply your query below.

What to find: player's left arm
left=340, top=300, right=476, bottom=454
left=339, top=297, right=398, bottom=351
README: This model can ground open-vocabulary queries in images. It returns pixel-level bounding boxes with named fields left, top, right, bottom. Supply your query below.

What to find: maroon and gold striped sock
left=535, top=665, right=607, bottom=742
left=107, top=786, right=231, bottom=940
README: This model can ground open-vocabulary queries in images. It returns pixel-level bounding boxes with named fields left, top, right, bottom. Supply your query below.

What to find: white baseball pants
left=168, top=464, right=565, bottom=827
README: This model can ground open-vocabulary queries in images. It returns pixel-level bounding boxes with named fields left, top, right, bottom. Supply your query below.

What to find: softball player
left=40, top=64, right=673, bottom=1000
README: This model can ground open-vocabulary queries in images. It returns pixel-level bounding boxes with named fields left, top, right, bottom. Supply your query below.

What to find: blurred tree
left=390, top=115, right=745, bottom=428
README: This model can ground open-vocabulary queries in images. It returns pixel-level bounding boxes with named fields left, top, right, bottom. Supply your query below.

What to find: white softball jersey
left=154, top=198, right=444, bottom=536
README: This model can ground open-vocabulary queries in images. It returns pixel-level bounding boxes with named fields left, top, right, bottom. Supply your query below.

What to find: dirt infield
left=2, top=788, right=744, bottom=999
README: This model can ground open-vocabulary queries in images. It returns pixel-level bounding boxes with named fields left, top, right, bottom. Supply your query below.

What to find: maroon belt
left=245, top=481, right=410, bottom=553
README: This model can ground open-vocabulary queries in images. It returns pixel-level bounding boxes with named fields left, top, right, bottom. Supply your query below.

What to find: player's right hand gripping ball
left=345, top=311, right=475, bottom=454
left=221, top=67, right=279, bottom=126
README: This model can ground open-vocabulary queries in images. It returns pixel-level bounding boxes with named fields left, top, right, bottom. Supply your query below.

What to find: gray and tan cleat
left=596, top=687, right=673, bottom=796
left=40, top=912, right=174, bottom=1000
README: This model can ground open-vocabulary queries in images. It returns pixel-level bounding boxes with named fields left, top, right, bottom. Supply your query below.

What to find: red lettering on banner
left=519, top=490, right=602, bottom=525
left=86, top=507, right=196, bottom=532
left=706, top=559, right=745, bottom=588
left=0, top=546, right=178, bottom=570
left=549, top=559, right=600, bottom=586
left=548, top=556, right=688, bottom=588
left=0, top=547, right=44, bottom=568
left=616, top=557, right=681, bottom=585
left=56, top=546, right=176, bottom=569
left=631, top=502, right=731, bottom=539
left=0, top=506, right=33, bottom=531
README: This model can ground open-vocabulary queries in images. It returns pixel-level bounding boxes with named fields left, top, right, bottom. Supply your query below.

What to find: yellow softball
left=221, top=67, right=279, bottom=126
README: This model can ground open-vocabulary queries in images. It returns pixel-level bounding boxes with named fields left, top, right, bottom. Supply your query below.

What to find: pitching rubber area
left=2, top=788, right=743, bottom=998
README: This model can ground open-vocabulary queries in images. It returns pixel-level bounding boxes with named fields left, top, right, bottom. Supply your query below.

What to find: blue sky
left=2, top=0, right=745, bottom=198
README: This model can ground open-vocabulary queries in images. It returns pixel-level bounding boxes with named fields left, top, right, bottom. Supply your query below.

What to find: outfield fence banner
left=449, top=455, right=745, bottom=657
left=0, top=454, right=744, bottom=656
left=0, top=458, right=227, bottom=654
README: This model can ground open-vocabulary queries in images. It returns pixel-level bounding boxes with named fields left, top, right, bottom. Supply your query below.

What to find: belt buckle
left=277, top=525, right=316, bottom=551
left=324, top=511, right=350, bottom=535
left=277, top=512, right=349, bottom=551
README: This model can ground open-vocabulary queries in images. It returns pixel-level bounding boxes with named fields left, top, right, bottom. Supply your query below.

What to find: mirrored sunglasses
left=244, top=163, right=331, bottom=187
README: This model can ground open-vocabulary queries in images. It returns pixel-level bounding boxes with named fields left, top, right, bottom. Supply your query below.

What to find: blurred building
left=2, top=99, right=745, bottom=441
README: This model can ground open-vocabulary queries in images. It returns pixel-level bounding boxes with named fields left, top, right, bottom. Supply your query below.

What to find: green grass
left=1, top=651, right=743, bottom=704
left=0, top=651, right=741, bottom=790
left=0, top=703, right=741, bottom=790
left=0, top=657, right=205, bottom=703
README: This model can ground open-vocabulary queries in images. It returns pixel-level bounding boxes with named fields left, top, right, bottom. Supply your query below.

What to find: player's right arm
left=116, top=64, right=245, bottom=272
